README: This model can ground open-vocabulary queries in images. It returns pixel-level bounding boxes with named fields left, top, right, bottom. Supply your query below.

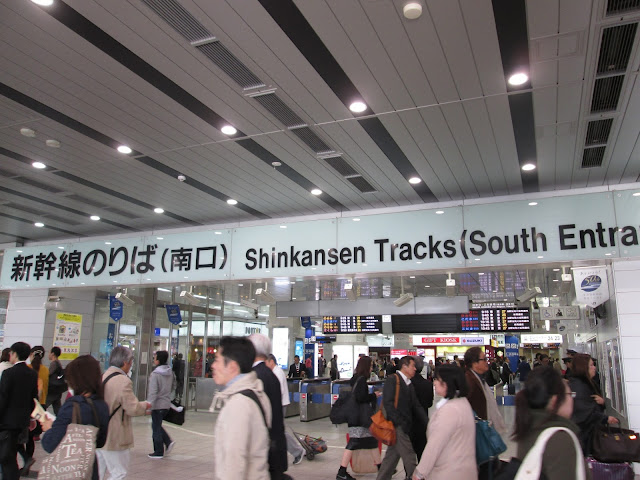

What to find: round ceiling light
left=20, top=127, right=36, bottom=137
left=227, top=199, right=238, bottom=205
left=117, top=145, right=132, bottom=154
left=508, top=73, right=529, bottom=86
left=311, top=188, right=322, bottom=195
left=349, top=101, right=367, bottom=113
left=271, top=161, right=282, bottom=167
left=408, top=176, right=422, bottom=184
left=45, top=139, right=61, bottom=148
left=403, top=2, right=423, bottom=19
left=34, top=222, right=44, bottom=227
left=31, top=0, right=54, bottom=5
left=153, top=207, right=164, bottom=214
left=528, top=202, right=538, bottom=206
left=90, top=215, right=100, bottom=221
left=32, top=161, right=46, bottom=169
left=221, top=125, right=237, bottom=135
left=521, top=163, right=536, bottom=171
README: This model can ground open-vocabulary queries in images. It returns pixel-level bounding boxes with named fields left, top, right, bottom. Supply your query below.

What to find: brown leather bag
left=369, top=373, right=400, bottom=446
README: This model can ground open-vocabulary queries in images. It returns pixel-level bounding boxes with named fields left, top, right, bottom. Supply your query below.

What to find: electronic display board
left=460, top=308, right=531, bottom=332
left=322, top=315, right=381, bottom=334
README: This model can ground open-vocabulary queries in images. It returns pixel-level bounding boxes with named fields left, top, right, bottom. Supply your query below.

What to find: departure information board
left=323, top=315, right=382, bottom=334
left=460, top=308, right=531, bottom=332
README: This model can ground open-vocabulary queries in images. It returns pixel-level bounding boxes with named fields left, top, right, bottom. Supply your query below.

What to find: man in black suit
left=410, top=356, right=434, bottom=461
left=287, top=355, right=306, bottom=378
left=249, top=334, right=290, bottom=480
left=0, top=342, right=38, bottom=480
left=377, top=356, right=429, bottom=480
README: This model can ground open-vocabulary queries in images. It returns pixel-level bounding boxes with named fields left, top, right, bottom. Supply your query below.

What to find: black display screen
left=322, top=315, right=381, bottom=334
left=391, top=314, right=460, bottom=334
left=460, top=308, right=531, bottom=332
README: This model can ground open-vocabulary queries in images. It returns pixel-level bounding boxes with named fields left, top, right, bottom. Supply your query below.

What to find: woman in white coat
left=412, top=364, right=477, bottom=480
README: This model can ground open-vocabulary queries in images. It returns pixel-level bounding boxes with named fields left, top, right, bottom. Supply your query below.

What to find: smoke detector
left=403, top=3, right=423, bottom=19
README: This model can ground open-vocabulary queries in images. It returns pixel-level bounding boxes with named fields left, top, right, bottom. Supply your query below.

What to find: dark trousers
left=46, top=393, right=62, bottom=415
left=151, top=409, right=172, bottom=455
left=1, top=429, right=20, bottom=480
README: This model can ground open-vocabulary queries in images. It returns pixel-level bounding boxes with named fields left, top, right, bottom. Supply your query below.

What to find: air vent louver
left=13, top=177, right=63, bottom=193
left=252, top=93, right=306, bottom=128
left=196, top=42, right=265, bottom=90
left=585, top=119, right=613, bottom=146
left=582, top=147, right=606, bottom=168
left=105, top=207, right=140, bottom=219
left=324, top=156, right=360, bottom=177
left=290, top=127, right=334, bottom=154
left=347, top=176, right=377, bottom=193
left=44, top=214, right=81, bottom=226
left=65, top=194, right=107, bottom=209
left=606, top=0, right=640, bottom=15
left=591, top=75, right=624, bottom=112
left=142, top=0, right=212, bottom=43
left=597, top=24, right=637, bottom=74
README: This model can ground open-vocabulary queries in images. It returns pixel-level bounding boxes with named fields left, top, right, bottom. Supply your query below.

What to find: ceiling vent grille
left=606, top=0, right=640, bottom=15
left=45, top=214, right=81, bottom=226
left=104, top=207, right=140, bottom=219
left=290, top=127, right=334, bottom=154
left=324, top=156, right=360, bottom=177
left=252, top=93, right=306, bottom=128
left=141, top=0, right=212, bottom=43
left=585, top=118, right=614, bottom=146
left=591, top=75, right=624, bottom=112
left=597, top=23, right=638, bottom=74
left=582, top=146, right=606, bottom=168
left=196, top=42, right=265, bottom=90
left=13, top=176, right=63, bottom=193
left=347, top=176, right=377, bottom=193
left=65, top=194, right=107, bottom=209
left=3, top=202, right=44, bottom=216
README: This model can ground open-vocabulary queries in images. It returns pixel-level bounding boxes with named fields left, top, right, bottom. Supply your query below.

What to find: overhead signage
left=322, top=315, right=381, bottom=334
left=165, top=305, right=182, bottom=325
left=412, top=335, right=487, bottom=346
left=573, top=267, right=610, bottom=307
left=540, top=306, right=580, bottom=320
left=521, top=334, right=563, bottom=344
left=109, top=295, right=123, bottom=322
left=460, top=309, right=531, bottom=332
left=2, top=190, right=640, bottom=289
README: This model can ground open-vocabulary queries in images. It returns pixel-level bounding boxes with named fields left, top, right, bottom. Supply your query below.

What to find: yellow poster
left=53, top=312, right=82, bottom=360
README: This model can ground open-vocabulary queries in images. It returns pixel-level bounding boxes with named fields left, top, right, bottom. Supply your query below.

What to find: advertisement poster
left=573, top=267, right=610, bottom=307
left=53, top=312, right=82, bottom=360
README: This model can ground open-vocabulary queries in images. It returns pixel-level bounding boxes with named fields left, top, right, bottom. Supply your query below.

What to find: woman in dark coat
left=336, top=356, right=381, bottom=480
left=568, top=353, right=618, bottom=454
left=41, top=355, right=110, bottom=480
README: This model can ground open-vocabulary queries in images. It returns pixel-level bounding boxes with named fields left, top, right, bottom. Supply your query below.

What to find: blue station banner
left=109, top=295, right=123, bottom=322
left=165, top=304, right=182, bottom=325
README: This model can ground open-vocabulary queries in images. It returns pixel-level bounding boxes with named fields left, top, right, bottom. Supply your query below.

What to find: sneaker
left=165, top=441, right=176, bottom=455
left=336, top=472, right=355, bottom=480
left=148, top=453, right=164, bottom=459
left=293, top=453, right=303, bottom=465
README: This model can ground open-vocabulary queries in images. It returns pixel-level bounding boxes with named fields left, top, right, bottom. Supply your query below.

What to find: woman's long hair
left=570, top=353, right=598, bottom=392
left=30, top=345, right=45, bottom=373
left=513, top=366, right=567, bottom=441
left=65, top=355, right=104, bottom=398
left=354, top=356, right=372, bottom=378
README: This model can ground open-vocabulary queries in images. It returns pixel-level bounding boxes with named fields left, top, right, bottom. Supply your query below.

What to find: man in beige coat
left=210, top=337, right=271, bottom=480
left=96, top=346, right=150, bottom=480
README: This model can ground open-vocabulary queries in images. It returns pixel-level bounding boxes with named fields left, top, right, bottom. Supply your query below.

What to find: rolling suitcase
left=586, top=457, right=634, bottom=480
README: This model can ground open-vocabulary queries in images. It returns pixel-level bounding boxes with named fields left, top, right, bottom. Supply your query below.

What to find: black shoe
left=148, top=452, right=164, bottom=459
left=336, top=472, right=355, bottom=480
left=20, top=457, right=36, bottom=476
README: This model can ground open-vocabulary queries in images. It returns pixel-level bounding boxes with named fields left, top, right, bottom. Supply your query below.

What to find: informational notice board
left=53, top=312, right=82, bottom=360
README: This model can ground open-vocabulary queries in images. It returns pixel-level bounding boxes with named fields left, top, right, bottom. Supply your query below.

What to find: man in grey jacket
left=147, top=350, right=175, bottom=459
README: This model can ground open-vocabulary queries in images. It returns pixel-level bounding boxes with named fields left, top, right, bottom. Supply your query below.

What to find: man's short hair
left=464, top=346, right=483, bottom=366
left=413, top=355, right=424, bottom=373
left=51, top=346, right=61, bottom=357
left=10, top=342, right=31, bottom=361
left=155, top=350, right=169, bottom=365
left=109, top=346, right=134, bottom=368
left=220, top=337, right=255, bottom=374
left=267, top=354, right=277, bottom=364
left=248, top=333, right=272, bottom=359
left=397, top=355, right=416, bottom=370
left=294, top=355, right=300, bottom=360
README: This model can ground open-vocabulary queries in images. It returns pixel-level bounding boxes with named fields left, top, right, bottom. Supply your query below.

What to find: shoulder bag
left=330, top=376, right=363, bottom=425
left=475, top=410, right=507, bottom=465
left=369, top=373, right=400, bottom=446
left=38, top=399, right=100, bottom=480
left=164, top=399, right=185, bottom=426
left=591, top=424, right=640, bottom=463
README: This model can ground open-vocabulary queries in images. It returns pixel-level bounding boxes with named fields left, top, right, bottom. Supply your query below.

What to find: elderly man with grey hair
left=97, top=346, right=150, bottom=480
left=248, top=334, right=291, bottom=479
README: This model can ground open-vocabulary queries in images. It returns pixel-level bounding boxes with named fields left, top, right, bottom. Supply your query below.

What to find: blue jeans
left=151, top=409, right=172, bottom=455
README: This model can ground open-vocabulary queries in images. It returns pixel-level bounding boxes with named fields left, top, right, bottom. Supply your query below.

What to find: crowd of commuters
left=0, top=338, right=615, bottom=480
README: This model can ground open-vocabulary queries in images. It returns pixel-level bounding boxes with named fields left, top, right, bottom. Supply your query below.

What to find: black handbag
left=330, top=377, right=362, bottom=425
left=164, top=400, right=185, bottom=425
left=591, top=424, right=640, bottom=463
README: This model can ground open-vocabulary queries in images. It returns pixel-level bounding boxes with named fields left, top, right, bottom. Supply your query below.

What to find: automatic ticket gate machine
left=300, top=378, right=332, bottom=422
left=285, top=378, right=302, bottom=417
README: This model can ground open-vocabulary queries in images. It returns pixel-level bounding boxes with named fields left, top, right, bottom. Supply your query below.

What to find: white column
left=4, top=288, right=48, bottom=348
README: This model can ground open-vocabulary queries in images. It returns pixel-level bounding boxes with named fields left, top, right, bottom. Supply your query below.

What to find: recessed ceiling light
left=45, top=139, right=60, bottom=148
left=528, top=202, right=538, bottom=206
left=403, top=2, right=423, bottom=19
left=553, top=279, right=559, bottom=282
left=20, top=127, right=36, bottom=137
left=271, top=161, right=282, bottom=167
left=553, top=268, right=560, bottom=271
left=633, top=192, right=640, bottom=197
left=90, top=215, right=100, bottom=221
left=478, top=272, right=485, bottom=275
left=349, top=101, right=367, bottom=113
left=34, top=222, right=44, bottom=227
left=117, top=145, right=132, bottom=154
left=353, top=218, right=360, bottom=222
left=311, top=188, right=322, bottom=195
left=435, top=210, right=444, bottom=215
left=425, top=285, right=430, bottom=288
left=227, top=199, right=238, bottom=205
left=105, top=242, right=112, bottom=245
left=238, top=283, right=244, bottom=287
left=156, top=237, right=163, bottom=240
left=508, top=73, right=528, bottom=86
left=280, top=225, right=287, bottom=229
left=214, top=231, right=222, bottom=235
left=522, top=163, right=536, bottom=171
left=154, top=207, right=164, bottom=214
left=32, top=161, right=46, bottom=169
left=58, top=246, right=64, bottom=249
left=409, top=276, right=415, bottom=279
left=408, top=176, right=422, bottom=184
left=16, top=250, right=22, bottom=253
left=221, top=125, right=237, bottom=135
left=31, top=0, right=54, bottom=5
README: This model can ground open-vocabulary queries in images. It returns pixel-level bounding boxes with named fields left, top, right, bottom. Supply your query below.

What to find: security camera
left=256, top=288, right=276, bottom=304
left=115, top=292, right=135, bottom=306
left=177, top=174, right=186, bottom=182
left=393, top=293, right=414, bottom=307
left=179, top=290, right=200, bottom=306
left=241, top=299, right=260, bottom=310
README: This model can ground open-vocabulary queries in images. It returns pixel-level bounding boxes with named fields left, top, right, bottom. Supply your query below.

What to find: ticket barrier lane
left=300, top=378, right=332, bottom=422
left=285, top=378, right=302, bottom=417
left=330, top=379, right=353, bottom=406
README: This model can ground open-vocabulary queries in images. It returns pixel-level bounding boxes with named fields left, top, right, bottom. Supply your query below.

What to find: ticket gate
left=330, top=379, right=353, bottom=405
left=300, top=378, right=332, bottom=422
left=285, top=378, right=302, bottom=417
